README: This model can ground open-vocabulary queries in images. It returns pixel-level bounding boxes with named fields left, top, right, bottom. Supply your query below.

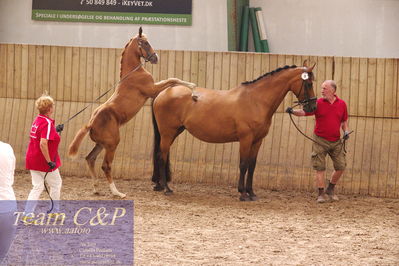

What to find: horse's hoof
left=164, top=190, right=173, bottom=196
left=250, top=195, right=258, bottom=201
left=153, top=184, right=164, bottom=191
left=239, top=195, right=251, bottom=201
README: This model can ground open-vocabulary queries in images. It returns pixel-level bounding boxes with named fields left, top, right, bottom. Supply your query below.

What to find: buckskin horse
left=68, top=27, right=195, bottom=198
left=151, top=63, right=317, bottom=201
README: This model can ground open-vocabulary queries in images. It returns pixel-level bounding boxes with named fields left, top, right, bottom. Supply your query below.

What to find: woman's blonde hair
left=35, top=92, right=54, bottom=115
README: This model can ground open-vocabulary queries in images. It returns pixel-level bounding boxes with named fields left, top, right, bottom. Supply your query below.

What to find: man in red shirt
left=24, top=94, right=64, bottom=217
left=287, top=80, right=350, bottom=203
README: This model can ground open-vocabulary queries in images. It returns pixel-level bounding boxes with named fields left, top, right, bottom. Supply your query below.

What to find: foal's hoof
left=153, top=183, right=164, bottom=191
left=164, top=190, right=174, bottom=196
left=112, top=192, right=126, bottom=198
left=93, top=190, right=105, bottom=196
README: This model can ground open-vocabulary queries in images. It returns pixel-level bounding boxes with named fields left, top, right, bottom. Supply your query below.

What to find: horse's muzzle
left=303, top=97, right=317, bottom=113
left=149, top=53, right=158, bottom=64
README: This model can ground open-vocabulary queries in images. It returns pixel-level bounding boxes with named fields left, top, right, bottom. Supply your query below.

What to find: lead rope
left=44, top=129, right=63, bottom=214
left=43, top=171, right=54, bottom=213
left=62, top=62, right=143, bottom=126
left=288, top=112, right=354, bottom=152
left=288, top=112, right=329, bottom=149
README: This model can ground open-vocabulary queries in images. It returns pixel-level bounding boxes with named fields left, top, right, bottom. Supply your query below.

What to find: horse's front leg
left=238, top=158, right=250, bottom=201
left=246, top=140, right=263, bottom=201
left=238, top=136, right=253, bottom=201
left=246, top=158, right=258, bottom=201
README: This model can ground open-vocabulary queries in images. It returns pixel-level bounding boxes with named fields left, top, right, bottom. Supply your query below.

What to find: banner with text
left=32, top=0, right=192, bottom=25
left=1, top=200, right=133, bottom=265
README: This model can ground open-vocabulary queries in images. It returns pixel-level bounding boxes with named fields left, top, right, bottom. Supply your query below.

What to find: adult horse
left=151, top=63, right=317, bottom=201
left=68, top=27, right=195, bottom=198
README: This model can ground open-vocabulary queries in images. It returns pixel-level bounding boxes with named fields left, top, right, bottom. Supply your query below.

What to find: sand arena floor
left=12, top=171, right=399, bottom=265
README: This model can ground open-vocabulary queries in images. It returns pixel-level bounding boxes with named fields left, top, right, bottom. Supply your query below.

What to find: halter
left=138, top=38, right=158, bottom=62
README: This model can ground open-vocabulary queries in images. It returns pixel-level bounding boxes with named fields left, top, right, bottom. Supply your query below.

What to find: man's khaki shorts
left=311, top=134, right=346, bottom=171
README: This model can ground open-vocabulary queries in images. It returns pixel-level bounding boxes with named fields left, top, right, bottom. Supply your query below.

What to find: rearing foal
left=152, top=63, right=317, bottom=201
left=68, top=27, right=195, bottom=198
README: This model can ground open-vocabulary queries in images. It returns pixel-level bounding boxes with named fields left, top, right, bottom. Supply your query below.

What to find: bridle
left=293, top=71, right=317, bottom=109
left=138, top=38, right=158, bottom=62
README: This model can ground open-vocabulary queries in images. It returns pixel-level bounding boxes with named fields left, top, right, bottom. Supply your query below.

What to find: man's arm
left=341, top=120, right=350, bottom=140
left=341, top=120, right=349, bottom=132
left=292, top=109, right=306, bottom=116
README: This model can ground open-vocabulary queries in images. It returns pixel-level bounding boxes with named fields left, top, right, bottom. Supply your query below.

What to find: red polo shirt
left=306, top=96, right=348, bottom=141
left=26, top=114, right=61, bottom=172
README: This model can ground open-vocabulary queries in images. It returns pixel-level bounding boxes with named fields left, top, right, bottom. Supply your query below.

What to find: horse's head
left=289, top=62, right=317, bottom=113
left=134, top=27, right=158, bottom=64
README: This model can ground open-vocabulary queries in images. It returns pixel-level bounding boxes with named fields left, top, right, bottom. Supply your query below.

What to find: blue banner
left=1, top=200, right=134, bottom=265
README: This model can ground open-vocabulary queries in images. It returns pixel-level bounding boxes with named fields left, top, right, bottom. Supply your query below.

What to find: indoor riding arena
left=1, top=0, right=398, bottom=265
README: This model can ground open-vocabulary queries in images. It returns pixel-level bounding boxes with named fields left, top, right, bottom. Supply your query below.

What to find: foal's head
left=289, top=62, right=317, bottom=112
left=124, top=27, right=158, bottom=65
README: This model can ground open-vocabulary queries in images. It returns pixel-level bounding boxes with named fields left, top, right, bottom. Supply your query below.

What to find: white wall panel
left=0, top=0, right=228, bottom=51
left=0, top=0, right=398, bottom=57
left=250, top=0, right=399, bottom=58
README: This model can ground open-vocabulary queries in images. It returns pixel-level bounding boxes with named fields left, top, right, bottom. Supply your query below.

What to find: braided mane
left=242, top=65, right=297, bottom=85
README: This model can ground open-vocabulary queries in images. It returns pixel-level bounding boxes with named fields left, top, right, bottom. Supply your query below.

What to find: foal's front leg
left=102, top=148, right=126, bottom=198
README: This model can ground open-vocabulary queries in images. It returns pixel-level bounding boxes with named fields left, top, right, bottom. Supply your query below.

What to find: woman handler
left=24, top=93, right=64, bottom=216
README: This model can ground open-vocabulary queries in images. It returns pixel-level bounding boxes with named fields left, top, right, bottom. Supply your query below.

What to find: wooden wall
left=1, top=43, right=398, bottom=197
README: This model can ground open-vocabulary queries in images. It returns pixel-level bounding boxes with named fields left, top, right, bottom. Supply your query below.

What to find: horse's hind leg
left=86, top=144, right=104, bottom=195
left=153, top=125, right=184, bottom=192
left=158, top=133, right=178, bottom=195
left=102, top=147, right=126, bottom=198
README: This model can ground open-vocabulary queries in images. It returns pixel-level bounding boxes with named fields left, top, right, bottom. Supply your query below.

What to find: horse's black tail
left=151, top=100, right=171, bottom=183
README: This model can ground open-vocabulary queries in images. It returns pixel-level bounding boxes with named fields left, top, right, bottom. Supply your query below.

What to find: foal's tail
left=151, top=100, right=171, bottom=183
left=68, top=125, right=90, bottom=158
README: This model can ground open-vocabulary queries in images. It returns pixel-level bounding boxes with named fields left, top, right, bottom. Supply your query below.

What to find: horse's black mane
left=241, top=65, right=297, bottom=85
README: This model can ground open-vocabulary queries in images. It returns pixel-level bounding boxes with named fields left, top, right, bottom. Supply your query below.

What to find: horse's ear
left=309, top=62, right=316, bottom=72
left=303, top=60, right=308, bottom=67
left=139, top=27, right=142, bottom=37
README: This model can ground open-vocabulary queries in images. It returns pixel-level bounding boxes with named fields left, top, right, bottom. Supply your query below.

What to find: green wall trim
left=227, top=0, right=249, bottom=51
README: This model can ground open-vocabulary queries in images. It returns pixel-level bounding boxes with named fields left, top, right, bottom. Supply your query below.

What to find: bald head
left=323, top=80, right=337, bottom=91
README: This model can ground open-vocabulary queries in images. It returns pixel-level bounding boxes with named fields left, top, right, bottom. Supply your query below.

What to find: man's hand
left=343, top=131, right=350, bottom=140
left=285, top=107, right=294, bottom=114
left=56, top=124, right=64, bottom=133
left=48, top=161, right=56, bottom=170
